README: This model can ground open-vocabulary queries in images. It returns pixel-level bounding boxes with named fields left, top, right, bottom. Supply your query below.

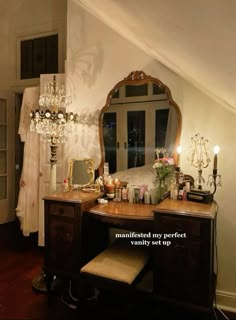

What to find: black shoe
left=32, top=270, right=47, bottom=293
left=60, top=280, right=78, bottom=310
left=61, top=292, right=78, bottom=310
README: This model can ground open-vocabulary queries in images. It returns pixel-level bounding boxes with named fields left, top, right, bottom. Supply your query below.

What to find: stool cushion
left=80, top=241, right=150, bottom=285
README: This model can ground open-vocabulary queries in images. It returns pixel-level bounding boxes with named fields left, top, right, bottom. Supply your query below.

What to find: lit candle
left=213, top=145, right=220, bottom=171
left=176, top=145, right=182, bottom=167
left=106, top=182, right=115, bottom=194
left=113, top=178, right=120, bottom=188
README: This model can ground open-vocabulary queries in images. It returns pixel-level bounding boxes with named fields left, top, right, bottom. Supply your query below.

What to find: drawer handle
left=58, top=208, right=64, bottom=215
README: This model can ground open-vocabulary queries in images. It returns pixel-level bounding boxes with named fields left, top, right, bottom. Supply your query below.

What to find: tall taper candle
left=213, top=154, right=217, bottom=170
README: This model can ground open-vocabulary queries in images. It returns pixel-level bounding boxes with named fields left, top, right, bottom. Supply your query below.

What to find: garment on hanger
left=16, top=87, right=40, bottom=236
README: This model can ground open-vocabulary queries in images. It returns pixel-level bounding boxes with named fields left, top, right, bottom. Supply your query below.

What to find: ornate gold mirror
left=98, top=70, right=182, bottom=175
left=68, top=158, right=94, bottom=188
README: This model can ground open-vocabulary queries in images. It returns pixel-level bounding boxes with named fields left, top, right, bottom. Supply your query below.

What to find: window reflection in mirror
left=99, top=71, right=181, bottom=175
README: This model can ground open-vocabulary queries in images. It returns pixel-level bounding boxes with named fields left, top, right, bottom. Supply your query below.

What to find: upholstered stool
left=80, top=240, right=150, bottom=294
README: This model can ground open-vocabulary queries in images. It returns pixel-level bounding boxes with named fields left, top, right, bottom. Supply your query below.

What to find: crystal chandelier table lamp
left=190, top=133, right=211, bottom=190
left=190, top=133, right=222, bottom=195
left=30, top=75, right=79, bottom=193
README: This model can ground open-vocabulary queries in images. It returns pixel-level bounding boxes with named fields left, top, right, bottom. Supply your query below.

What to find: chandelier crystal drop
left=30, top=75, right=79, bottom=143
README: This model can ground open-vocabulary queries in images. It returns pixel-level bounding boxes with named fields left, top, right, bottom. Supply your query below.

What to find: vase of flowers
left=153, top=151, right=175, bottom=203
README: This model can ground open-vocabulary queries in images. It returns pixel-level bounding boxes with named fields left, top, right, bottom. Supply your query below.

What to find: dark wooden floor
left=0, top=220, right=235, bottom=320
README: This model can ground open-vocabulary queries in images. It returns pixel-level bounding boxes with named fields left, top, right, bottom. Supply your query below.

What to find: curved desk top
left=88, top=198, right=216, bottom=220
left=88, top=202, right=156, bottom=220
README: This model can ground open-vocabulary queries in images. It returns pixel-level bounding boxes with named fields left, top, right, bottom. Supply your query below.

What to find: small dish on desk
left=106, top=193, right=115, bottom=199
left=97, top=198, right=108, bottom=204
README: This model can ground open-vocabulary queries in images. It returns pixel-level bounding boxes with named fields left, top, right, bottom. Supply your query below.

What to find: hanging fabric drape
left=16, top=87, right=40, bottom=236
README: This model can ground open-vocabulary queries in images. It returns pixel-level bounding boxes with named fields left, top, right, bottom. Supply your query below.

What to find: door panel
left=103, top=112, right=117, bottom=174
left=15, top=93, right=24, bottom=208
left=0, top=92, right=15, bottom=223
left=127, top=110, right=145, bottom=169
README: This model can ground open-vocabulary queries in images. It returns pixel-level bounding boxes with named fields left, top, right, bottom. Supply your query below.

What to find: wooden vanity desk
left=86, top=198, right=217, bottom=311
left=43, top=192, right=217, bottom=311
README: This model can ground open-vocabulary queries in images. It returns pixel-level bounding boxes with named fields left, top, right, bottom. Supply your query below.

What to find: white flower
left=153, top=162, right=162, bottom=169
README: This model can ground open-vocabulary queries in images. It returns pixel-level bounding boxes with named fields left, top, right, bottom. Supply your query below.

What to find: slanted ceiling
left=76, top=0, right=236, bottom=113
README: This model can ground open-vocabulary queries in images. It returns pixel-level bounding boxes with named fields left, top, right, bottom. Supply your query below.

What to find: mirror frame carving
left=98, top=70, right=182, bottom=176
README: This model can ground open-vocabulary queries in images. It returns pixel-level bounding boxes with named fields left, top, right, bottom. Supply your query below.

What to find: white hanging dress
left=16, top=87, right=40, bottom=236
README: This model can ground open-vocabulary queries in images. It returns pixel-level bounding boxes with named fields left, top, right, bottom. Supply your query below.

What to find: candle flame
left=177, top=145, right=182, bottom=154
left=214, top=145, right=220, bottom=155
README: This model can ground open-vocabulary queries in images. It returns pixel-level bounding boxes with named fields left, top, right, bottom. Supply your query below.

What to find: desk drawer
left=156, top=215, right=201, bottom=239
left=48, top=203, right=75, bottom=218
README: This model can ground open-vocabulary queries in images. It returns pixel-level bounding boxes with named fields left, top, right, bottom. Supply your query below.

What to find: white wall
left=67, top=0, right=236, bottom=310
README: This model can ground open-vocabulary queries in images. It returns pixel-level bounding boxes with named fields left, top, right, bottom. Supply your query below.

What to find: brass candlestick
left=207, top=146, right=222, bottom=194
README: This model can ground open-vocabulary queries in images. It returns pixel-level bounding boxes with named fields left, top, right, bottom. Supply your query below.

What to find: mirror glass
left=98, top=71, right=182, bottom=175
left=68, top=159, right=94, bottom=188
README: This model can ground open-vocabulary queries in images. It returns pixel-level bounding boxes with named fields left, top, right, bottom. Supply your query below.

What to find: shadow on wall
left=67, top=42, right=104, bottom=91
left=77, top=109, right=100, bottom=126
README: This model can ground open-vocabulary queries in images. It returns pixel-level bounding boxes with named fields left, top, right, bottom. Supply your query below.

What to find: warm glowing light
left=30, top=75, right=79, bottom=144
left=214, top=145, right=220, bottom=155
left=177, top=145, right=182, bottom=154
left=113, top=178, right=121, bottom=188
left=177, top=146, right=182, bottom=153
left=176, top=145, right=182, bottom=167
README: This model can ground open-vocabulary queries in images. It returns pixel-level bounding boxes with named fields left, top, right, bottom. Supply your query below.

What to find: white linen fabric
left=111, top=164, right=156, bottom=189
left=16, top=87, right=40, bottom=236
